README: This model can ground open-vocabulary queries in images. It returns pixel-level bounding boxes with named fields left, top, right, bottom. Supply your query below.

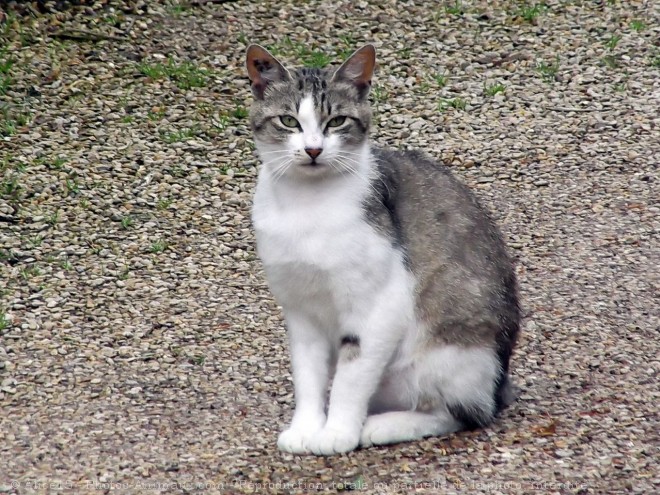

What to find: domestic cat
left=246, top=44, right=520, bottom=456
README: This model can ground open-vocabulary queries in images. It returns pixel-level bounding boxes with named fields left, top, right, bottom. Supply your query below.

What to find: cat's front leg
left=305, top=340, right=391, bottom=455
left=277, top=312, right=330, bottom=454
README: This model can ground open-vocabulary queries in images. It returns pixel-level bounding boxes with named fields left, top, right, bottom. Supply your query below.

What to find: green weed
left=150, top=239, right=168, bottom=253
left=536, top=57, right=560, bottom=82
left=139, top=58, right=212, bottom=89
left=516, top=3, right=547, bottom=23
left=439, top=97, right=467, bottom=111
left=485, top=83, right=506, bottom=96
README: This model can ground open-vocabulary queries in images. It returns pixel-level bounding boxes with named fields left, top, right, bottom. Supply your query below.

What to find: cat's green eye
left=279, top=115, right=299, bottom=128
left=327, top=116, right=347, bottom=128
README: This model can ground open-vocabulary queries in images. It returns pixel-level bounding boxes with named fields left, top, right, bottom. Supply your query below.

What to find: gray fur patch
left=363, top=148, right=520, bottom=359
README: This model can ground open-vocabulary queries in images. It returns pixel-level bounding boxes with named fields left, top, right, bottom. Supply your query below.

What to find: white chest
left=252, top=176, right=398, bottom=317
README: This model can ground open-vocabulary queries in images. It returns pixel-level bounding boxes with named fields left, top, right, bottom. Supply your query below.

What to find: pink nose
left=305, top=148, right=323, bottom=159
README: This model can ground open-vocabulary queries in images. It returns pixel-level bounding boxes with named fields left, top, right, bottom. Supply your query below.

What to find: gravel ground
left=1, top=1, right=658, bottom=494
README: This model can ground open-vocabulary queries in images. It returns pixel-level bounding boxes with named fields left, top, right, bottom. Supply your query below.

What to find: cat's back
left=369, top=147, right=519, bottom=346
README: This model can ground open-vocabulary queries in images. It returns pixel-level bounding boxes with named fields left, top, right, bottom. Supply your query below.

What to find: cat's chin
left=290, top=162, right=337, bottom=179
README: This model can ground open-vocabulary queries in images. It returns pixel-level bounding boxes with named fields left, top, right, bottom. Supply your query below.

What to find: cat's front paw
left=277, top=428, right=316, bottom=454
left=305, top=427, right=359, bottom=456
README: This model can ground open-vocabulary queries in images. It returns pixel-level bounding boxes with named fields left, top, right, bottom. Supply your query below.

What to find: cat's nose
left=305, top=148, right=323, bottom=159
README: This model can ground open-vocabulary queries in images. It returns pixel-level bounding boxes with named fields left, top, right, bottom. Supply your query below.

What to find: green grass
left=516, top=3, right=547, bottom=23
left=630, top=20, right=646, bottom=32
left=0, top=310, right=9, bottom=332
left=157, top=198, right=173, bottom=210
left=159, top=127, right=200, bottom=143
left=46, top=210, right=61, bottom=226
left=232, top=105, right=248, bottom=119
left=0, top=105, right=30, bottom=136
left=371, top=85, right=388, bottom=104
left=120, top=216, right=134, bottom=229
left=121, top=115, right=135, bottom=123
left=150, top=239, right=168, bottom=253
left=148, top=108, right=166, bottom=121
left=139, top=57, right=212, bottom=89
left=212, top=114, right=230, bottom=132
left=605, top=34, right=622, bottom=51
left=434, top=73, right=449, bottom=88
left=601, top=55, right=619, bottom=69
left=27, top=235, right=44, bottom=248
left=188, top=354, right=206, bottom=365
left=269, top=37, right=332, bottom=68
left=485, top=83, right=506, bottom=96
left=439, top=97, right=467, bottom=111
left=0, top=49, right=14, bottom=95
left=536, top=57, right=560, bottom=82
left=445, top=1, right=464, bottom=15
left=20, top=265, right=41, bottom=280
left=651, top=53, right=660, bottom=68
left=65, top=178, right=80, bottom=196
left=167, top=2, right=189, bottom=15
left=1, top=176, right=21, bottom=200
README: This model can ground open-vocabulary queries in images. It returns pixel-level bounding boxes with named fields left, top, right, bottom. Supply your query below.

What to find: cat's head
left=245, top=44, right=375, bottom=179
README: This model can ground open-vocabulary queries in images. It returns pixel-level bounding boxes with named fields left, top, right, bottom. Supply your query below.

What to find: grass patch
left=439, top=97, right=467, bottom=111
left=269, top=37, right=332, bottom=68
left=516, top=3, right=547, bottom=23
left=20, top=265, right=41, bottom=280
left=434, top=73, right=449, bottom=88
left=0, top=105, right=30, bottom=136
left=232, top=105, right=248, bottom=119
left=630, top=20, right=646, bottom=32
left=605, top=34, right=622, bottom=51
left=485, top=83, right=506, bottom=96
left=120, top=216, right=134, bottom=229
left=27, top=235, right=44, bottom=248
left=157, top=198, right=173, bottom=210
left=0, top=310, right=9, bottom=332
left=0, top=49, right=14, bottom=95
left=139, top=57, right=212, bottom=89
left=1, top=176, right=21, bottom=201
left=445, top=1, right=464, bottom=16
left=601, top=55, right=619, bottom=69
left=46, top=210, right=61, bottom=226
left=536, top=57, right=560, bottom=82
left=150, top=239, right=168, bottom=253
left=159, top=126, right=200, bottom=143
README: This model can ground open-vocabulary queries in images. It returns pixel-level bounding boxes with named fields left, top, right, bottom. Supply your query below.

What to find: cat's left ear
left=246, top=44, right=291, bottom=100
left=331, top=44, right=376, bottom=99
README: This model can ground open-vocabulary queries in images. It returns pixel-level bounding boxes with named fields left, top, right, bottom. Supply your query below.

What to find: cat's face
left=246, top=45, right=375, bottom=179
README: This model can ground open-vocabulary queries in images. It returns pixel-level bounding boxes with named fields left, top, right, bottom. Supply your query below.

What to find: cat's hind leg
left=360, top=410, right=461, bottom=447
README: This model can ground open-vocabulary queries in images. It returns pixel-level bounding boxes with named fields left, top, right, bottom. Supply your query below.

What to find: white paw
left=304, top=427, right=359, bottom=456
left=277, top=428, right=316, bottom=454
left=360, top=416, right=400, bottom=447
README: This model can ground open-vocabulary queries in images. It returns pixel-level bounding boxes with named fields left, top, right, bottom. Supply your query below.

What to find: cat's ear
left=332, top=44, right=376, bottom=98
left=246, top=44, right=291, bottom=100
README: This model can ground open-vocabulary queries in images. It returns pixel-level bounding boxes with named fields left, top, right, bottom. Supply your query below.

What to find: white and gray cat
left=246, top=44, right=520, bottom=456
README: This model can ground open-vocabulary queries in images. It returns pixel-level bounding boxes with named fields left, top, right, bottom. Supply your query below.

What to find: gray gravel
left=1, top=1, right=658, bottom=494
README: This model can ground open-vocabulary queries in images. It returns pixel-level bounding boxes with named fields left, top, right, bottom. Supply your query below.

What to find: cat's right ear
left=246, top=44, right=291, bottom=100
left=331, top=44, right=376, bottom=99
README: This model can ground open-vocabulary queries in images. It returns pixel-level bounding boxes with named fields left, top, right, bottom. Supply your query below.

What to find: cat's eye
left=327, top=116, right=347, bottom=128
left=279, top=115, right=299, bottom=128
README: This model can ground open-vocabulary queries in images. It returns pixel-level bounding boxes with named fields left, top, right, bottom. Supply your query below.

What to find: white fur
left=253, top=101, right=500, bottom=455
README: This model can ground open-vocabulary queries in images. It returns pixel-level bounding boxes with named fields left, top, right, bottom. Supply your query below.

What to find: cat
left=245, top=43, right=520, bottom=456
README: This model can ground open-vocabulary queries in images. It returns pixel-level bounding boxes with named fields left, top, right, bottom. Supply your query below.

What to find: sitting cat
left=246, top=44, right=520, bottom=456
